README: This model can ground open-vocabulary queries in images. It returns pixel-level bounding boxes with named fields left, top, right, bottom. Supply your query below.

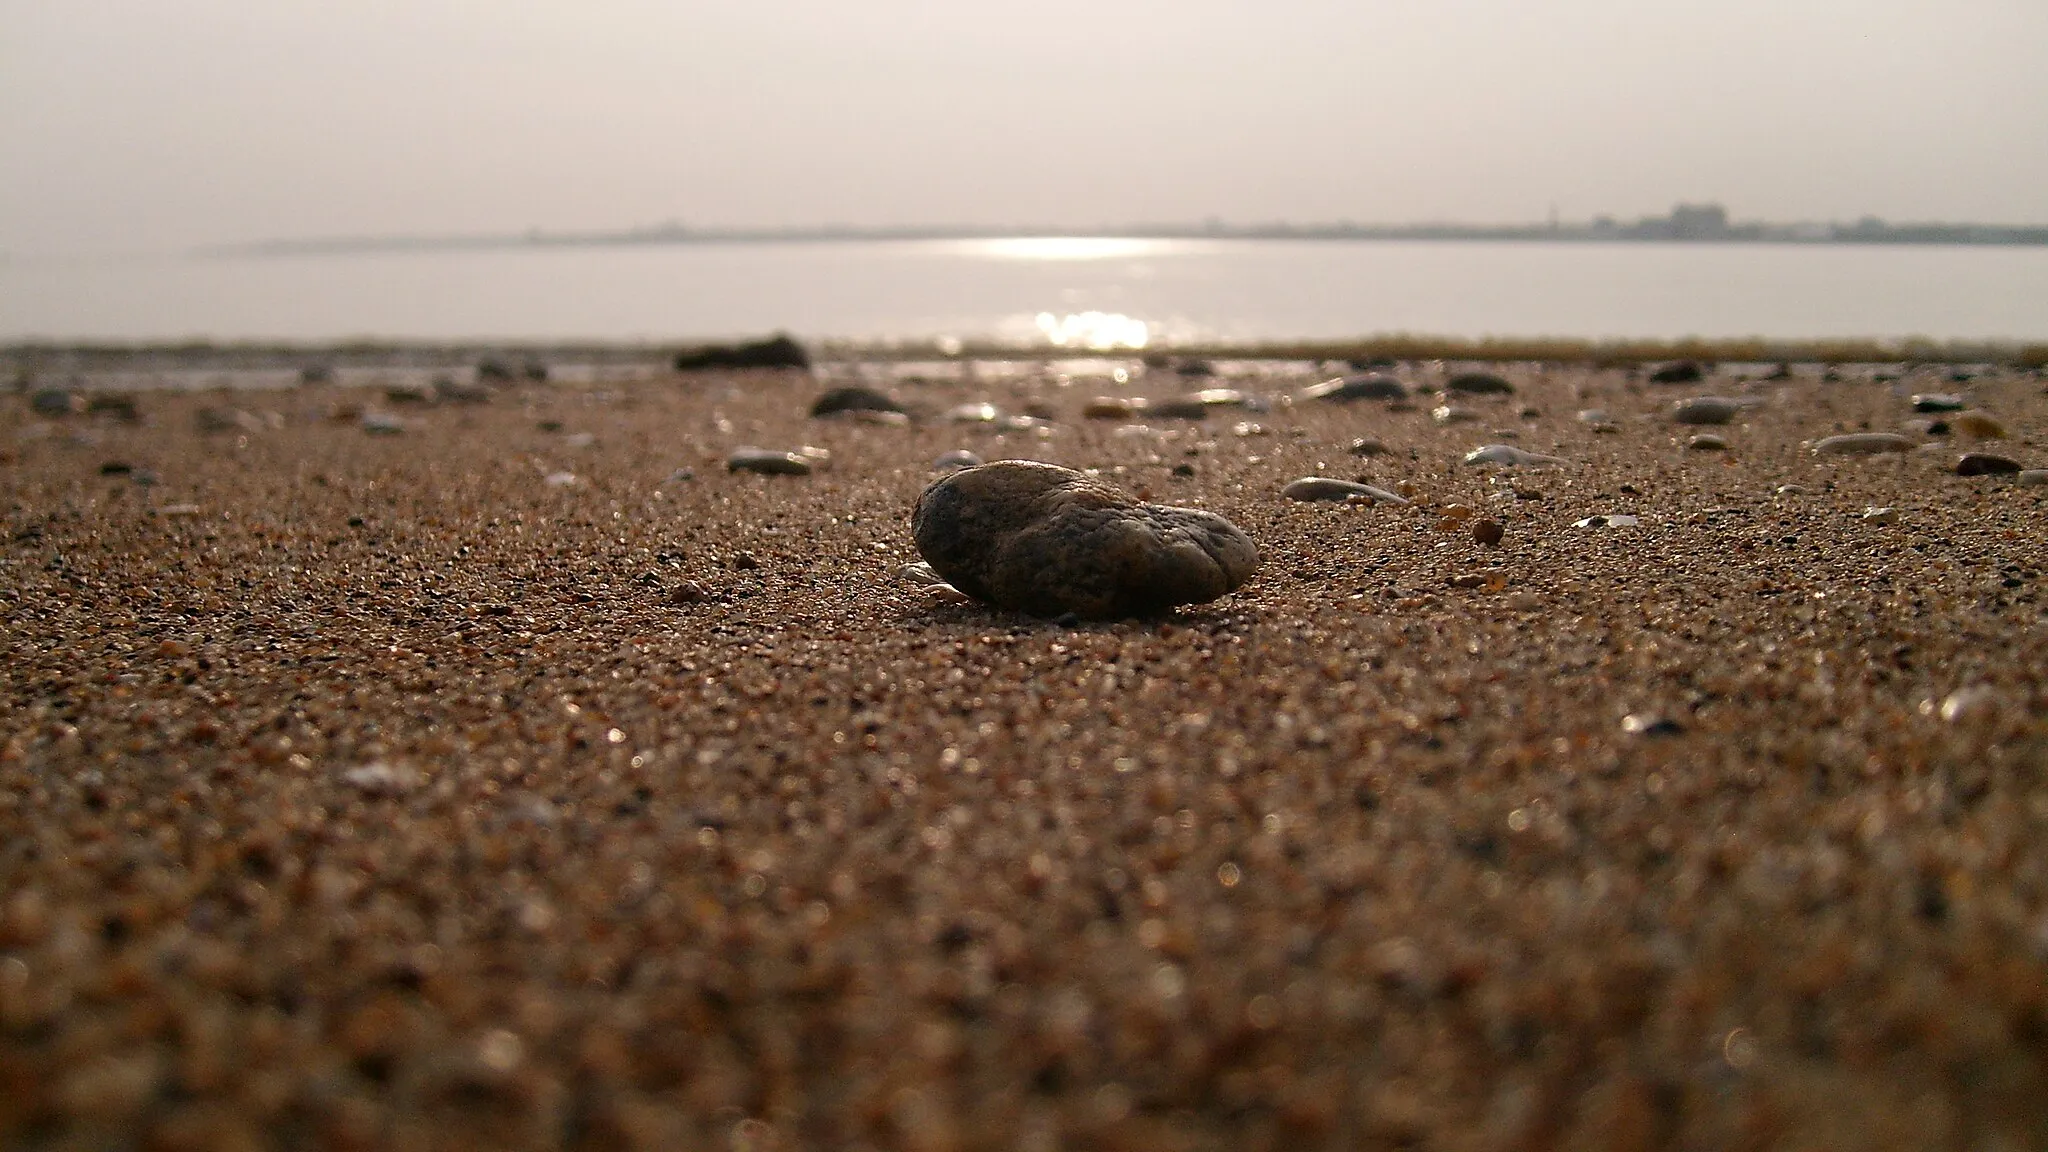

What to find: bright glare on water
left=4, top=239, right=2046, bottom=344
left=954, top=237, right=1184, bottom=262
left=1034, top=310, right=1149, bottom=350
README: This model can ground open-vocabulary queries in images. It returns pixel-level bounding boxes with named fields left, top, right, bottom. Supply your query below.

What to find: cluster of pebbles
left=3, top=358, right=2047, bottom=1149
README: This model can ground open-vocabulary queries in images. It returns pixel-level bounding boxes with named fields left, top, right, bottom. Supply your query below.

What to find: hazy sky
left=5, top=1, right=2046, bottom=253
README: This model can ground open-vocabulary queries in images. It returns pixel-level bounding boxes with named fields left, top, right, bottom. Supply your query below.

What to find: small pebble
left=945, top=402, right=999, bottom=423
left=1671, top=397, right=1751, bottom=425
left=1463, top=445, right=1567, bottom=467
left=435, top=380, right=493, bottom=404
left=361, top=412, right=406, bottom=436
left=1446, top=371, right=1513, bottom=395
left=1472, top=519, right=1504, bottom=546
left=727, top=447, right=813, bottom=476
left=31, top=388, right=83, bottom=416
left=1953, top=411, right=2007, bottom=439
left=2019, top=470, right=2048, bottom=486
left=1573, top=514, right=1639, bottom=528
left=1083, top=398, right=1138, bottom=420
left=1861, top=507, right=1899, bottom=524
left=1575, top=409, right=1612, bottom=424
left=852, top=409, right=913, bottom=426
left=811, top=387, right=905, bottom=418
left=911, top=460, right=1258, bottom=618
left=1280, top=477, right=1409, bottom=504
left=1301, top=374, right=1407, bottom=402
left=341, top=762, right=421, bottom=796
left=1348, top=438, right=1389, bottom=456
left=1956, top=452, right=2022, bottom=476
left=1911, top=393, right=1967, bottom=412
left=1433, top=406, right=1482, bottom=424
left=1687, top=434, right=1729, bottom=451
left=159, top=504, right=203, bottom=519
left=1647, top=360, right=1704, bottom=384
left=1621, top=714, right=1685, bottom=736
left=1142, top=396, right=1214, bottom=420
left=543, top=471, right=577, bottom=487
left=1813, top=432, right=1912, bottom=455
left=1937, top=685, right=1999, bottom=724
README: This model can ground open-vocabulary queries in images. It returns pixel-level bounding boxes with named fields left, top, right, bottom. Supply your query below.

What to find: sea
left=5, top=237, right=2047, bottom=351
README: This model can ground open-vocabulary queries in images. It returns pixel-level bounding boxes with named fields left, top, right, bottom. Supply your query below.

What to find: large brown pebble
left=911, top=460, right=1258, bottom=618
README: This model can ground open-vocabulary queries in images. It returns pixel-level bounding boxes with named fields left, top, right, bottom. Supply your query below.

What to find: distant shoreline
left=199, top=219, right=2048, bottom=257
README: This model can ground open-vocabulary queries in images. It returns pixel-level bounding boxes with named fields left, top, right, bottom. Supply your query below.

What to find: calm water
left=5, top=238, right=2047, bottom=347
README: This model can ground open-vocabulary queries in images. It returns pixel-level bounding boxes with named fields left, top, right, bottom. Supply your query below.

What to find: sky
left=4, top=0, right=2046, bottom=253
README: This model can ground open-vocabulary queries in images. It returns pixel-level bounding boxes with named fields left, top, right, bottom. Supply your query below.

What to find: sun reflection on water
left=962, top=236, right=1177, bottom=261
left=1035, top=310, right=1149, bottom=350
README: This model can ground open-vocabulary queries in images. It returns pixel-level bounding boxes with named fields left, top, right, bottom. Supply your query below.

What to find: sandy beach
left=3, top=358, right=2046, bottom=1150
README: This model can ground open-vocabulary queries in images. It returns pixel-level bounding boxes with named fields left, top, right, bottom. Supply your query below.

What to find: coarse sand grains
left=3, top=359, right=2047, bottom=1150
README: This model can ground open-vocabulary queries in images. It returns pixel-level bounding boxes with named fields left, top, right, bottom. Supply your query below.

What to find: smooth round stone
left=1956, top=452, right=2022, bottom=476
left=1463, top=445, right=1567, bottom=467
left=1575, top=408, right=1612, bottom=424
left=1083, top=398, right=1138, bottom=420
left=1301, top=374, right=1407, bottom=402
left=1671, top=397, right=1749, bottom=425
left=1281, top=477, right=1409, bottom=504
left=1814, top=433, right=1913, bottom=455
left=810, top=387, right=905, bottom=418
left=1861, top=507, right=1899, bottom=524
left=1348, top=438, right=1389, bottom=456
left=2019, top=470, right=2048, bottom=486
left=1687, top=434, right=1729, bottom=451
left=1432, top=406, right=1481, bottom=424
left=1446, top=371, right=1513, bottom=395
left=933, top=449, right=984, bottom=471
left=727, top=447, right=813, bottom=475
left=1954, top=411, right=2008, bottom=439
left=911, top=460, right=1258, bottom=619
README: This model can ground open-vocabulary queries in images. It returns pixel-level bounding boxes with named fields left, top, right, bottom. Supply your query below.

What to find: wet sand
left=3, top=362, right=2046, bottom=1150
